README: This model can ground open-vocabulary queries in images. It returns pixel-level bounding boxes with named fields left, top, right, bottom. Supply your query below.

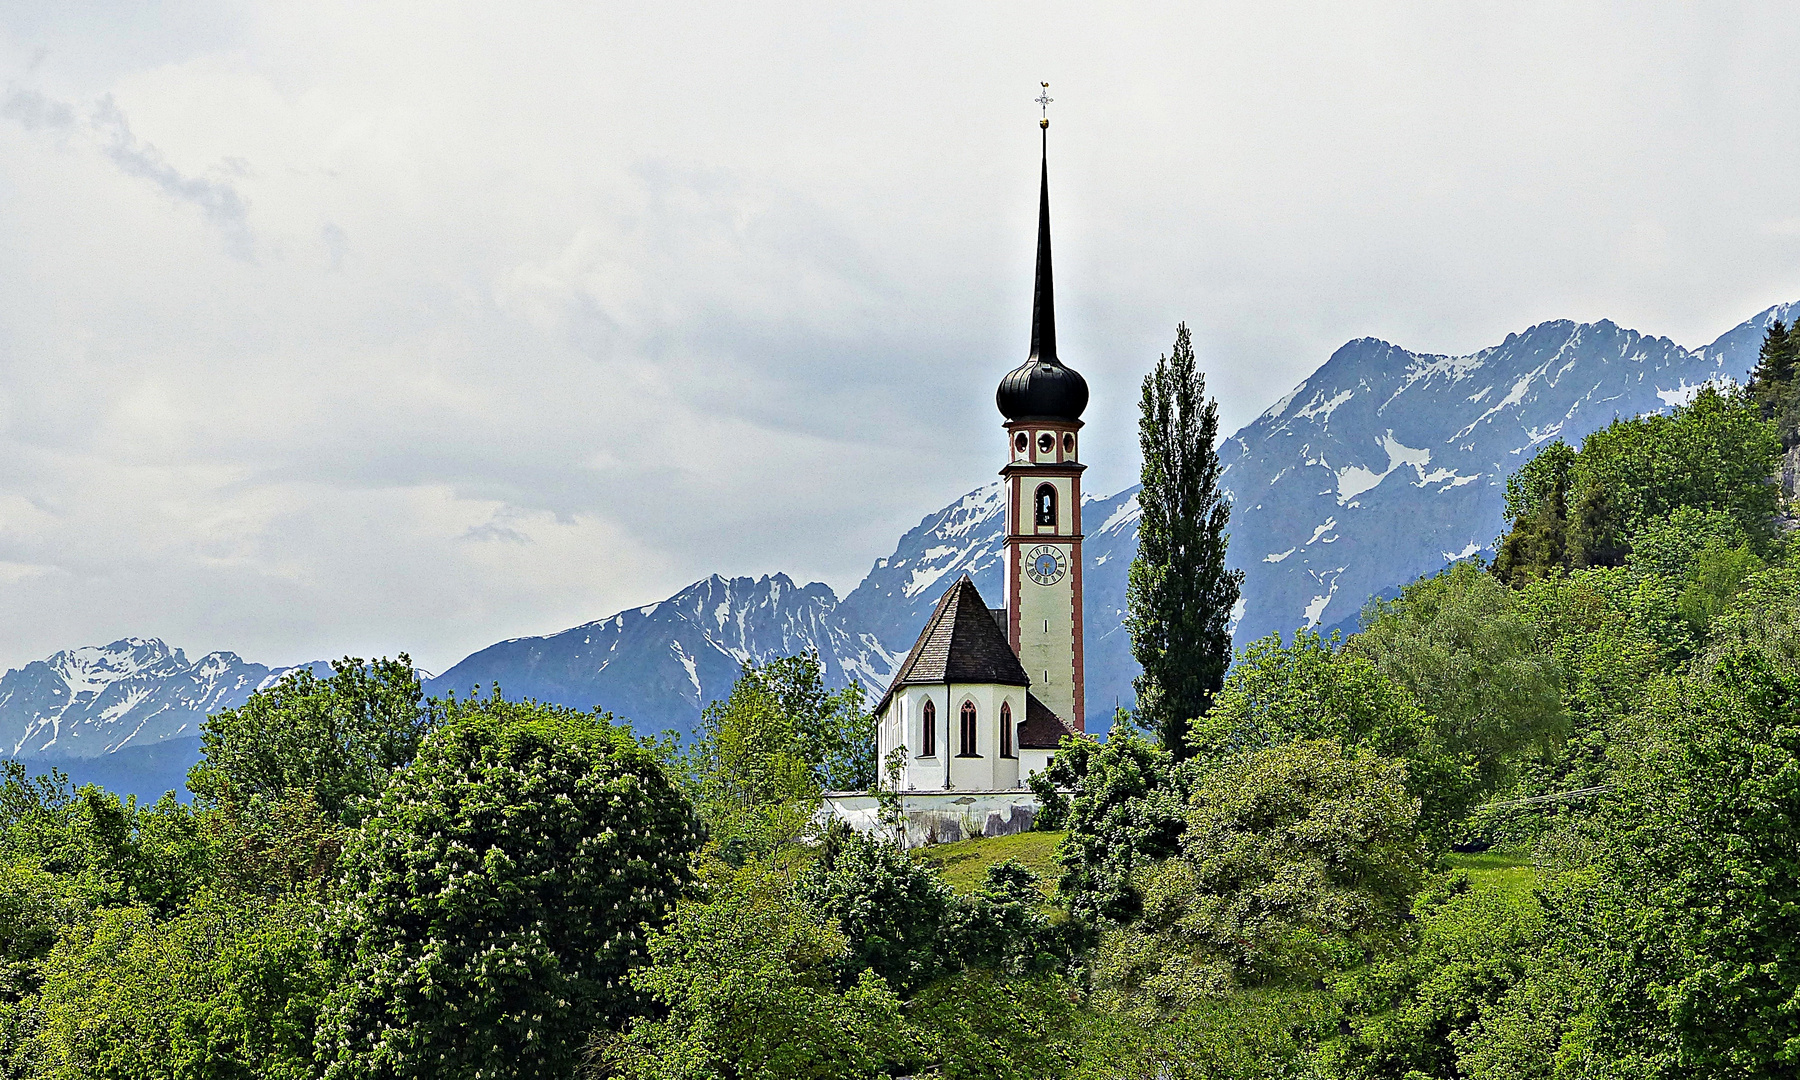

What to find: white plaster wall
left=877, top=683, right=1027, bottom=791
left=1018, top=747, right=1056, bottom=780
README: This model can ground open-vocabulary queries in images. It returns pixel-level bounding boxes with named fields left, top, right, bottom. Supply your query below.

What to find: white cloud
left=3, top=1, right=1800, bottom=671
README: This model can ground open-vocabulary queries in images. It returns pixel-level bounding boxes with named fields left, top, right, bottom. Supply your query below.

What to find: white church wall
left=1018, top=747, right=1055, bottom=780
left=876, top=683, right=1029, bottom=792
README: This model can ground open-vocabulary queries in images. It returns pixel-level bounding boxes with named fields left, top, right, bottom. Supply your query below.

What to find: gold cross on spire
left=1036, top=82, right=1052, bottom=129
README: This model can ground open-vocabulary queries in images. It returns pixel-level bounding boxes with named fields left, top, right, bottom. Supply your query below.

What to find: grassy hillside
left=1442, top=851, right=1534, bottom=897
left=915, top=830, right=1065, bottom=896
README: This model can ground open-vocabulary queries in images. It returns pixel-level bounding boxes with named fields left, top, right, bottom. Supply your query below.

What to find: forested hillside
left=0, top=362, right=1795, bottom=1077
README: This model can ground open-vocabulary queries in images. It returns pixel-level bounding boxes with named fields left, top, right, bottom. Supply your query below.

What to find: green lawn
left=1444, top=851, right=1536, bottom=897
left=915, top=830, right=1065, bottom=896
left=914, top=834, right=1534, bottom=904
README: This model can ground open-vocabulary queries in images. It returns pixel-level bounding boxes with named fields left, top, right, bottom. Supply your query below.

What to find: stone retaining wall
left=820, top=789, right=1048, bottom=848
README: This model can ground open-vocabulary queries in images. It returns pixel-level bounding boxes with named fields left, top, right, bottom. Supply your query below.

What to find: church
left=870, top=112, right=1089, bottom=801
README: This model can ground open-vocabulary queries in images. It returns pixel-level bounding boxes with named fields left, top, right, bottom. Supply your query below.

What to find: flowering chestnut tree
left=314, top=696, right=702, bottom=1080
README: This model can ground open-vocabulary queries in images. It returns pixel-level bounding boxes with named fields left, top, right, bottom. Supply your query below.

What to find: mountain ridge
left=5, top=301, right=1792, bottom=770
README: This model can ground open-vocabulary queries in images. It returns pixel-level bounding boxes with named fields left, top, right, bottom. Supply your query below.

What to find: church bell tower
left=997, top=99, right=1089, bottom=731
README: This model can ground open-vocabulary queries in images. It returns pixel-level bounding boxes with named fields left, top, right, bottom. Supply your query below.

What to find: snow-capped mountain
left=1215, top=305, right=1790, bottom=643
left=5, top=301, right=1791, bottom=775
left=827, top=302, right=1795, bottom=726
left=426, top=573, right=900, bottom=738
left=0, top=638, right=277, bottom=759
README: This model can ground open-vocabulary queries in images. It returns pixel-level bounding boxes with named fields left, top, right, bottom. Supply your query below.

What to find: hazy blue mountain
left=5, top=301, right=1791, bottom=774
left=52, top=737, right=206, bottom=803
left=426, top=573, right=899, bottom=738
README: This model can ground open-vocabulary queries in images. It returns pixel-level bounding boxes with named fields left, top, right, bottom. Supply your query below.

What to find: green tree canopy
left=188, top=655, right=439, bottom=826
left=1747, top=318, right=1800, bottom=449
left=315, top=695, right=701, bottom=1080
left=1494, top=385, right=1780, bottom=582
left=1197, top=630, right=1477, bottom=846
left=18, top=892, right=324, bottom=1080
left=1350, top=561, right=1566, bottom=791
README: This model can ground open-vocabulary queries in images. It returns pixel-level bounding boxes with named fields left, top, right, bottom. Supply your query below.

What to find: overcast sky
left=4, top=2, right=1800, bottom=673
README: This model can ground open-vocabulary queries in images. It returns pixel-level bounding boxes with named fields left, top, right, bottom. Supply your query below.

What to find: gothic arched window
left=1000, top=701, right=1014, bottom=758
left=959, top=701, right=978, bottom=757
left=1035, top=483, right=1057, bottom=527
left=921, top=699, right=936, bottom=757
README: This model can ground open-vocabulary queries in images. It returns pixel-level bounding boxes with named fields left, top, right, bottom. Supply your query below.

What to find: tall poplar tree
left=1127, top=322, right=1243, bottom=758
left=1748, top=318, right=1800, bottom=449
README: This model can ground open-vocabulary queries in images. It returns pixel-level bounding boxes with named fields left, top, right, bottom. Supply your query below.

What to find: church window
left=959, top=701, right=978, bottom=757
left=1063, top=433, right=1074, bottom=454
left=1035, top=484, right=1057, bottom=527
left=921, top=700, right=936, bottom=757
left=1000, top=702, right=1014, bottom=757
left=1014, top=431, right=1028, bottom=453
left=1038, top=432, right=1055, bottom=454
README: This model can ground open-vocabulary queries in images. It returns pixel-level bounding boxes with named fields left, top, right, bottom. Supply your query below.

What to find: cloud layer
left=4, top=2, right=1800, bottom=671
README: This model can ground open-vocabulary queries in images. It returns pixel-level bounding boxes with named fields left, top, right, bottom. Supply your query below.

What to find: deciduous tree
left=315, top=695, right=700, bottom=1080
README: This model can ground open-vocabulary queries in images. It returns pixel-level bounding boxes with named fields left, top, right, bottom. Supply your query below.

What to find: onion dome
left=997, top=125, right=1088, bottom=423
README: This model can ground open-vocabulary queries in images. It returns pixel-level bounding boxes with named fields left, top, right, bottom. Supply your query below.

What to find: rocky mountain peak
left=6, top=301, right=1793, bottom=763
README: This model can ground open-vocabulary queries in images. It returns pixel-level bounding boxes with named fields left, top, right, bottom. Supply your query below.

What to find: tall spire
left=1029, top=86, right=1058, bottom=367
left=997, top=83, right=1087, bottom=424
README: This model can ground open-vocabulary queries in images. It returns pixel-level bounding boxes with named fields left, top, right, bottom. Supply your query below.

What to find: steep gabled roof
left=1018, top=692, right=1075, bottom=750
left=874, top=575, right=1029, bottom=716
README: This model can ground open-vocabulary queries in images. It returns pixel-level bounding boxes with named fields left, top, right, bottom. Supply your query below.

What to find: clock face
left=1026, top=544, right=1067, bottom=586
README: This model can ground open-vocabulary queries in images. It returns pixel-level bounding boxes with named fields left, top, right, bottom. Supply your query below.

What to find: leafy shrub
left=1324, top=872, right=1543, bottom=1079
left=1094, top=740, right=1429, bottom=1014
left=315, top=696, right=701, bottom=1080
left=800, top=826, right=1070, bottom=995
left=592, top=862, right=915, bottom=1080
left=19, top=892, right=324, bottom=1080
left=1030, top=729, right=1188, bottom=922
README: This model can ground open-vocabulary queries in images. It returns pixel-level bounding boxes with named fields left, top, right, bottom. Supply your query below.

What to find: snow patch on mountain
left=14, top=301, right=1800, bottom=761
left=0, top=639, right=286, bottom=760
left=1335, top=432, right=1433, bottom=503
left=429, top=573, right=901, bottom=740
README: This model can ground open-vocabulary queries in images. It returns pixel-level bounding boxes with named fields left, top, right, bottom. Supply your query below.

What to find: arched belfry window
left=1000, top=702, right=1014, bottom=758
left=921, top=699, right=936, bottom=757
left=1035, top=483, right=1057, bottom=527
left=959, top=701, right=978, bottom=757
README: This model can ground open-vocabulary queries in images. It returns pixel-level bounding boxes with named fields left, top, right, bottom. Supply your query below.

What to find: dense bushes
left=315, top=696, right=700, bottom=1079
left=1093, top=740, right=1429, bottom=1016
left=1493, top=384, right=1779, bottom=582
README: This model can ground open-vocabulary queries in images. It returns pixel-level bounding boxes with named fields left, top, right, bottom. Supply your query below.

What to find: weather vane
left=1036, top=82, right=1053, bottom=129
